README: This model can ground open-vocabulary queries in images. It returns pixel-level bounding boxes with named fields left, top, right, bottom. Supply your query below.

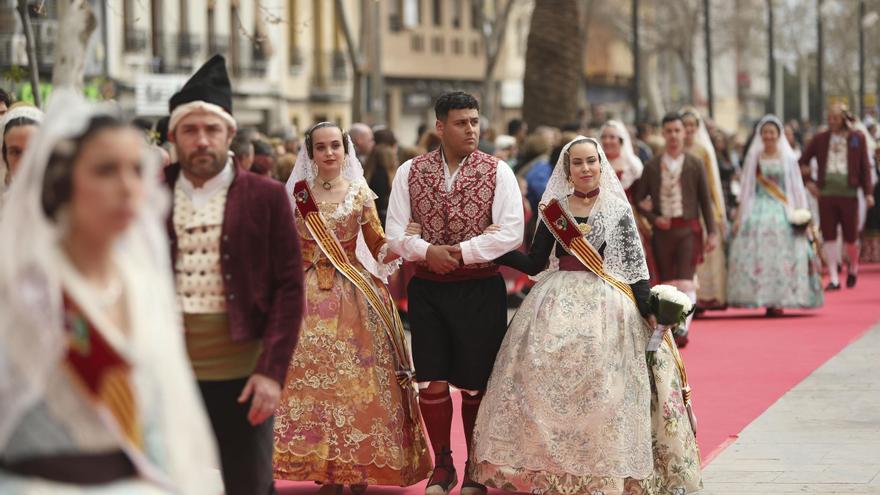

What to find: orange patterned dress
left=273, top=181, right=431, bottom=486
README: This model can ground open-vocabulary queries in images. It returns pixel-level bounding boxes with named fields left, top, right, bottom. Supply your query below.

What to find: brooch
left=578, top=223, right=591, bottom=235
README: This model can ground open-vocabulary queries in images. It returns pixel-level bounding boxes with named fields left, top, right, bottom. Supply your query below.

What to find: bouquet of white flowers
left=646, top=285, right=695, bottom=352
left=787, top=208, right=812, bottom=232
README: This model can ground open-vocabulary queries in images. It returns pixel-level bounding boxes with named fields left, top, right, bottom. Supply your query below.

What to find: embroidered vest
left=659, top=161, right=685, bottom=219
left=173, top=182, right=228, bottom=313
left=409, top=149, right=497, bottom=273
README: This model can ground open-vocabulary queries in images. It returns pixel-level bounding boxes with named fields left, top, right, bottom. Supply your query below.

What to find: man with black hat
left=164, top=55, right=305, bottom=494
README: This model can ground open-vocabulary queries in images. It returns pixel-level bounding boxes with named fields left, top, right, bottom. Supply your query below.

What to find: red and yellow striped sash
left=63, top=293, right=143, bottom=450
left=292, top=181, right=415, bottom=393
left=540, top=199, right=692, bottom=407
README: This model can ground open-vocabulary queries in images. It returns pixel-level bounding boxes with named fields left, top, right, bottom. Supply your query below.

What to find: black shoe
left=846, top=273, right=857, bottom=288
left=826, top=282, right=841, bottom=291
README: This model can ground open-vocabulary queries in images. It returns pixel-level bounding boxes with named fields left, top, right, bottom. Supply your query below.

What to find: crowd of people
left=0, top=52, right=877, bottom=495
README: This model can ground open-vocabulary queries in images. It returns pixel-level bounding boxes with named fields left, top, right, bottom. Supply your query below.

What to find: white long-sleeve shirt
left=385, top=154, right=524, bottom=265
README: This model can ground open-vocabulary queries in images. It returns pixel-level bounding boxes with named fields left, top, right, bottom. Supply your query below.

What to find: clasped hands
left=405, top=222, right=501, bottom=275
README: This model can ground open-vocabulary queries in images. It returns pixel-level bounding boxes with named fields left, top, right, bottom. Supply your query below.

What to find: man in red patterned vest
left=386, top=92, right=524, bottom=495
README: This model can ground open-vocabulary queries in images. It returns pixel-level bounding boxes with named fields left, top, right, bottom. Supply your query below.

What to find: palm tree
left=522, top=0, right=584, bottom=129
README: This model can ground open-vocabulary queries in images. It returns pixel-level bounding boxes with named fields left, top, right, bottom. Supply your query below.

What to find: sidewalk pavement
left=701, top=323, right=880, bottom=494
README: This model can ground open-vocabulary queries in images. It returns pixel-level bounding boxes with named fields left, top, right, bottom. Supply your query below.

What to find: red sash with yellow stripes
left=63, top=293, right=142, bottom=450
left=292, top=181, right=419, bottom=414
left=756, top=166, right=788, bottom=205
left=756, top=166, right=825, bottom=265
left=540, top=199, right=694, bottom=412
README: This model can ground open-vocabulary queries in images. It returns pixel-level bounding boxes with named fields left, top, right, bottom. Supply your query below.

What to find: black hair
left=2, top=117, right=40, bottom=164
left=374, top=128, right=397, bottom=147
left=507, top=118, right=524, bottom=136
left=661, top=112, right=683, bottom=127
left=561, top=121, right=581, bottom=133
left=434, top=91, right=479, bottom=121
left=230, top=134, right=254, bottom=157
left=0, top=88, right=10, bottom=108
left=252, top=139, right=274, bottom=156
left=304, top=122, right=350, bottom=159
left=42, top=115, right=126, bottom=219
left=561, top=138, right=594, bottom=178
left=760, top=119, right=782, bottom=135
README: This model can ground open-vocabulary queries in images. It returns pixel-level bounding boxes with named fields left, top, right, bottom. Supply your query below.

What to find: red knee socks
left=419, top=388, right=453, bottom=464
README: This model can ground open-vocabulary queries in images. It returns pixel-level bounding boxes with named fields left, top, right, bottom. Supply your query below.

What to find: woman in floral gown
left=727, top=115, right=824, bottom=314
left=273, top=123, right=431, bottom=494
left=469, top=137, right=702, bottom=495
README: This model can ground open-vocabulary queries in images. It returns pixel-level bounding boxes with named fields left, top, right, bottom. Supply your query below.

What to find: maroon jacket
left=799, top=129, right=873, bottom=196
left=164, top=163, right=305, bottom=385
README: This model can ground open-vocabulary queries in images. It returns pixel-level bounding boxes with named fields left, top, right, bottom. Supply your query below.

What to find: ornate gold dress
left=273, top=181, right=431, bottom=486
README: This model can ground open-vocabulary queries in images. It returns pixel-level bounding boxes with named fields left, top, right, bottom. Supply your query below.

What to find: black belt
left=0, top=451, right=136, bottom=485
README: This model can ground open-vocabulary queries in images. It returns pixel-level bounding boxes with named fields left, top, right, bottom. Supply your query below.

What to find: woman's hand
left=647, top=314, right=658, bottom=328
left=732, top=218, right=741, bottom=236
left=484, top=224, right=501, bottom=234
left=405, top=222, right=422, bottom=236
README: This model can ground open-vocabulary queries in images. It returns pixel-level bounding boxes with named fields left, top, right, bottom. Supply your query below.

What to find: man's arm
left=459, top=162, right=525, bottom=264
left=255, top=184, right=304, bottom=385
left=632, top=166, right=658, bottom=223
left=385, top=160, right=431, bottom=261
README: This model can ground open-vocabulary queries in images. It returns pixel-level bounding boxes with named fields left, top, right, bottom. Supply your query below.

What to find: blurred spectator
left=784, top=122, right=803, bottom=159
left=349, top=122, right=374, bottom=164
left=534, top=125, right=561, bottom=149
left=515, top=133, right=553, bottom=241
left=418, top=129, right=441, bottom=153
left=274, top=152, right=296, bottom=183
left=251, top=139, right=275, bottom=176
left=416, top=123, right=429, bottom=145
left=364, top=144, right=397, bottom=224
left=478, top=115, right=496, bottom=154
left=231, top=134, right=255, bottom=171
left=374, top=127, right=398, bottom=151
left=508, top=118, right=528, bottom=147
left=712, top=130, right=739, bottom=219
left=632, top=123, right=654, bottom=163
left=637, top=122, right=664, bottom=156
left=399, top=146, right=421, bottom=164
left=494, top=134, right=518, bottom=166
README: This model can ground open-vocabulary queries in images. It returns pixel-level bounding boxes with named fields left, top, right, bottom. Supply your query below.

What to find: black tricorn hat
left=169, top=55, right=232, bottom=116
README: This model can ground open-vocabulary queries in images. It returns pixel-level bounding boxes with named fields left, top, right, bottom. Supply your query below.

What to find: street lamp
left=704, top=0, right=713, bottom=118
left=767, top=0, right=775, bottom=115
left=632, top=0, right=640, bottom=123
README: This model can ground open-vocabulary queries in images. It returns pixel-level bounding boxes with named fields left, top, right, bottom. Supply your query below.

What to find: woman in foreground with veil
left=0, top=91, right=218, bottom=493
left=469, top=137, right=702, bottom=495
left=273, top=122, right=430, bottom=493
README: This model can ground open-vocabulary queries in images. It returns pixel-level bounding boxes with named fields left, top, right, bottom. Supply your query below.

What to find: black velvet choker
left=572, top=187, right=600, bottom=199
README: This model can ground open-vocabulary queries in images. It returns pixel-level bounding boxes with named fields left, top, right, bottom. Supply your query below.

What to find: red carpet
left=278, top=264, right=880, bottom=494
left=686, top=263, right=880, bottom=464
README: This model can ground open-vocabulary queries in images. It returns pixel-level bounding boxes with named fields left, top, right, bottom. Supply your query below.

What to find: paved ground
left=701, top=323, right=880, bottom=494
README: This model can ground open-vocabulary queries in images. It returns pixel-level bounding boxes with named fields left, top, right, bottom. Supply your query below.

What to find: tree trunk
left=52, top=0, right=97, bottom=90
left=522, top=0, right=583, bottom=129
left=16, top=0, right=41, bottom=108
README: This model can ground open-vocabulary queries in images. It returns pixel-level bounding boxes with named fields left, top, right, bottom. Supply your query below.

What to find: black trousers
left=407, top=275, right=508, bottom=391
left=198, top=378, right=277, bottom=495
